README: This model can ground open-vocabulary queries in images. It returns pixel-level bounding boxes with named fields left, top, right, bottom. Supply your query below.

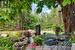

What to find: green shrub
left=69, top=34, right=75, bottom=43
left=0, top=37, right=14, bottom=50
left=33, top=36, right=43, bottom=46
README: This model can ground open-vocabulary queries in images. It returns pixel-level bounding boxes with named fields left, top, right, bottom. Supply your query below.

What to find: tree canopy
left=32, top=0, right=75, bottom=13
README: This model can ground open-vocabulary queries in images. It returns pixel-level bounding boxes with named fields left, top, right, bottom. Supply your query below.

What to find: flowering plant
left=28, top=43, right=36, bottom=50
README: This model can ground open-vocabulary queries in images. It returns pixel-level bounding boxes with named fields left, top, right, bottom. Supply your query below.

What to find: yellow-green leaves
left=62, top=0, right=75, bottom=6
left=72, top=0, right=75, bottom=4
left=62, top=0, right=71, bottom=6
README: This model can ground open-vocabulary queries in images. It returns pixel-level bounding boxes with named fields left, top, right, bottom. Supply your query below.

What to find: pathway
left=26, top=45, right=73, bottom=50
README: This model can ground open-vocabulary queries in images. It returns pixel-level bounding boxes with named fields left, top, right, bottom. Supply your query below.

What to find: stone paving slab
left=26, top=46, right=73, bottom=50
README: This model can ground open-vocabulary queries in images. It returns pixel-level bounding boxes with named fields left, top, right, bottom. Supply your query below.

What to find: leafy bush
left=33, top=36, right=43, bottom=46
left=0, top=37, right=14, bottom=50
left=69, top=34, right=75, bottom=43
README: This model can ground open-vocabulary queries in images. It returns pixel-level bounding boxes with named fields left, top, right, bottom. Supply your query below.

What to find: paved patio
left=26, top=45, right=74, bottom=50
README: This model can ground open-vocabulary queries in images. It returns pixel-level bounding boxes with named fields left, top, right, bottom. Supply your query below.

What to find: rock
left=22, top=41, right=28, bottom=45
left=14, top=42, right=24, bottom=47
left=13, top=31, right=31, bottom=50
left=44, top=39, right=59, bottom=46
left=11, top=38, right=19, bottom=42
left=15, top=46, right=23, bottom=50
left=19, top=36, right=26, bottom=41
left=1, top=34, right=9, bottom=37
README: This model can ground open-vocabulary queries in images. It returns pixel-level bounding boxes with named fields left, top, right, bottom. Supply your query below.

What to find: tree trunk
left=57, top=0, right=75, bottom=33
left=62, top=4, right=75, bottom=33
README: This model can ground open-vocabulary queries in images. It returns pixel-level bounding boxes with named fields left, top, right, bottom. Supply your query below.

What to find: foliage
left=62, top=0, right=75, bottom=6
left=33, top=35, right=43, bottom=46
left=40, top=8, right=64, bottom=30
left=22, top=14, right=40, bottom=29
left=0, top=0, right=41, bottom=30
left=0, top=0, right=71, bottom=30
left=0, top=0, right=74, bottom=30
left=35, top=0, right=57, bottom=13
left=0, top=0, right=18, bottom=29
left=8, top=0, right=32, bottom=28
left=32, top=0, right=75, bottom=13
left=0, top=37, right=14, bottom=50
left=70, top=34, right=75, bottom=43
